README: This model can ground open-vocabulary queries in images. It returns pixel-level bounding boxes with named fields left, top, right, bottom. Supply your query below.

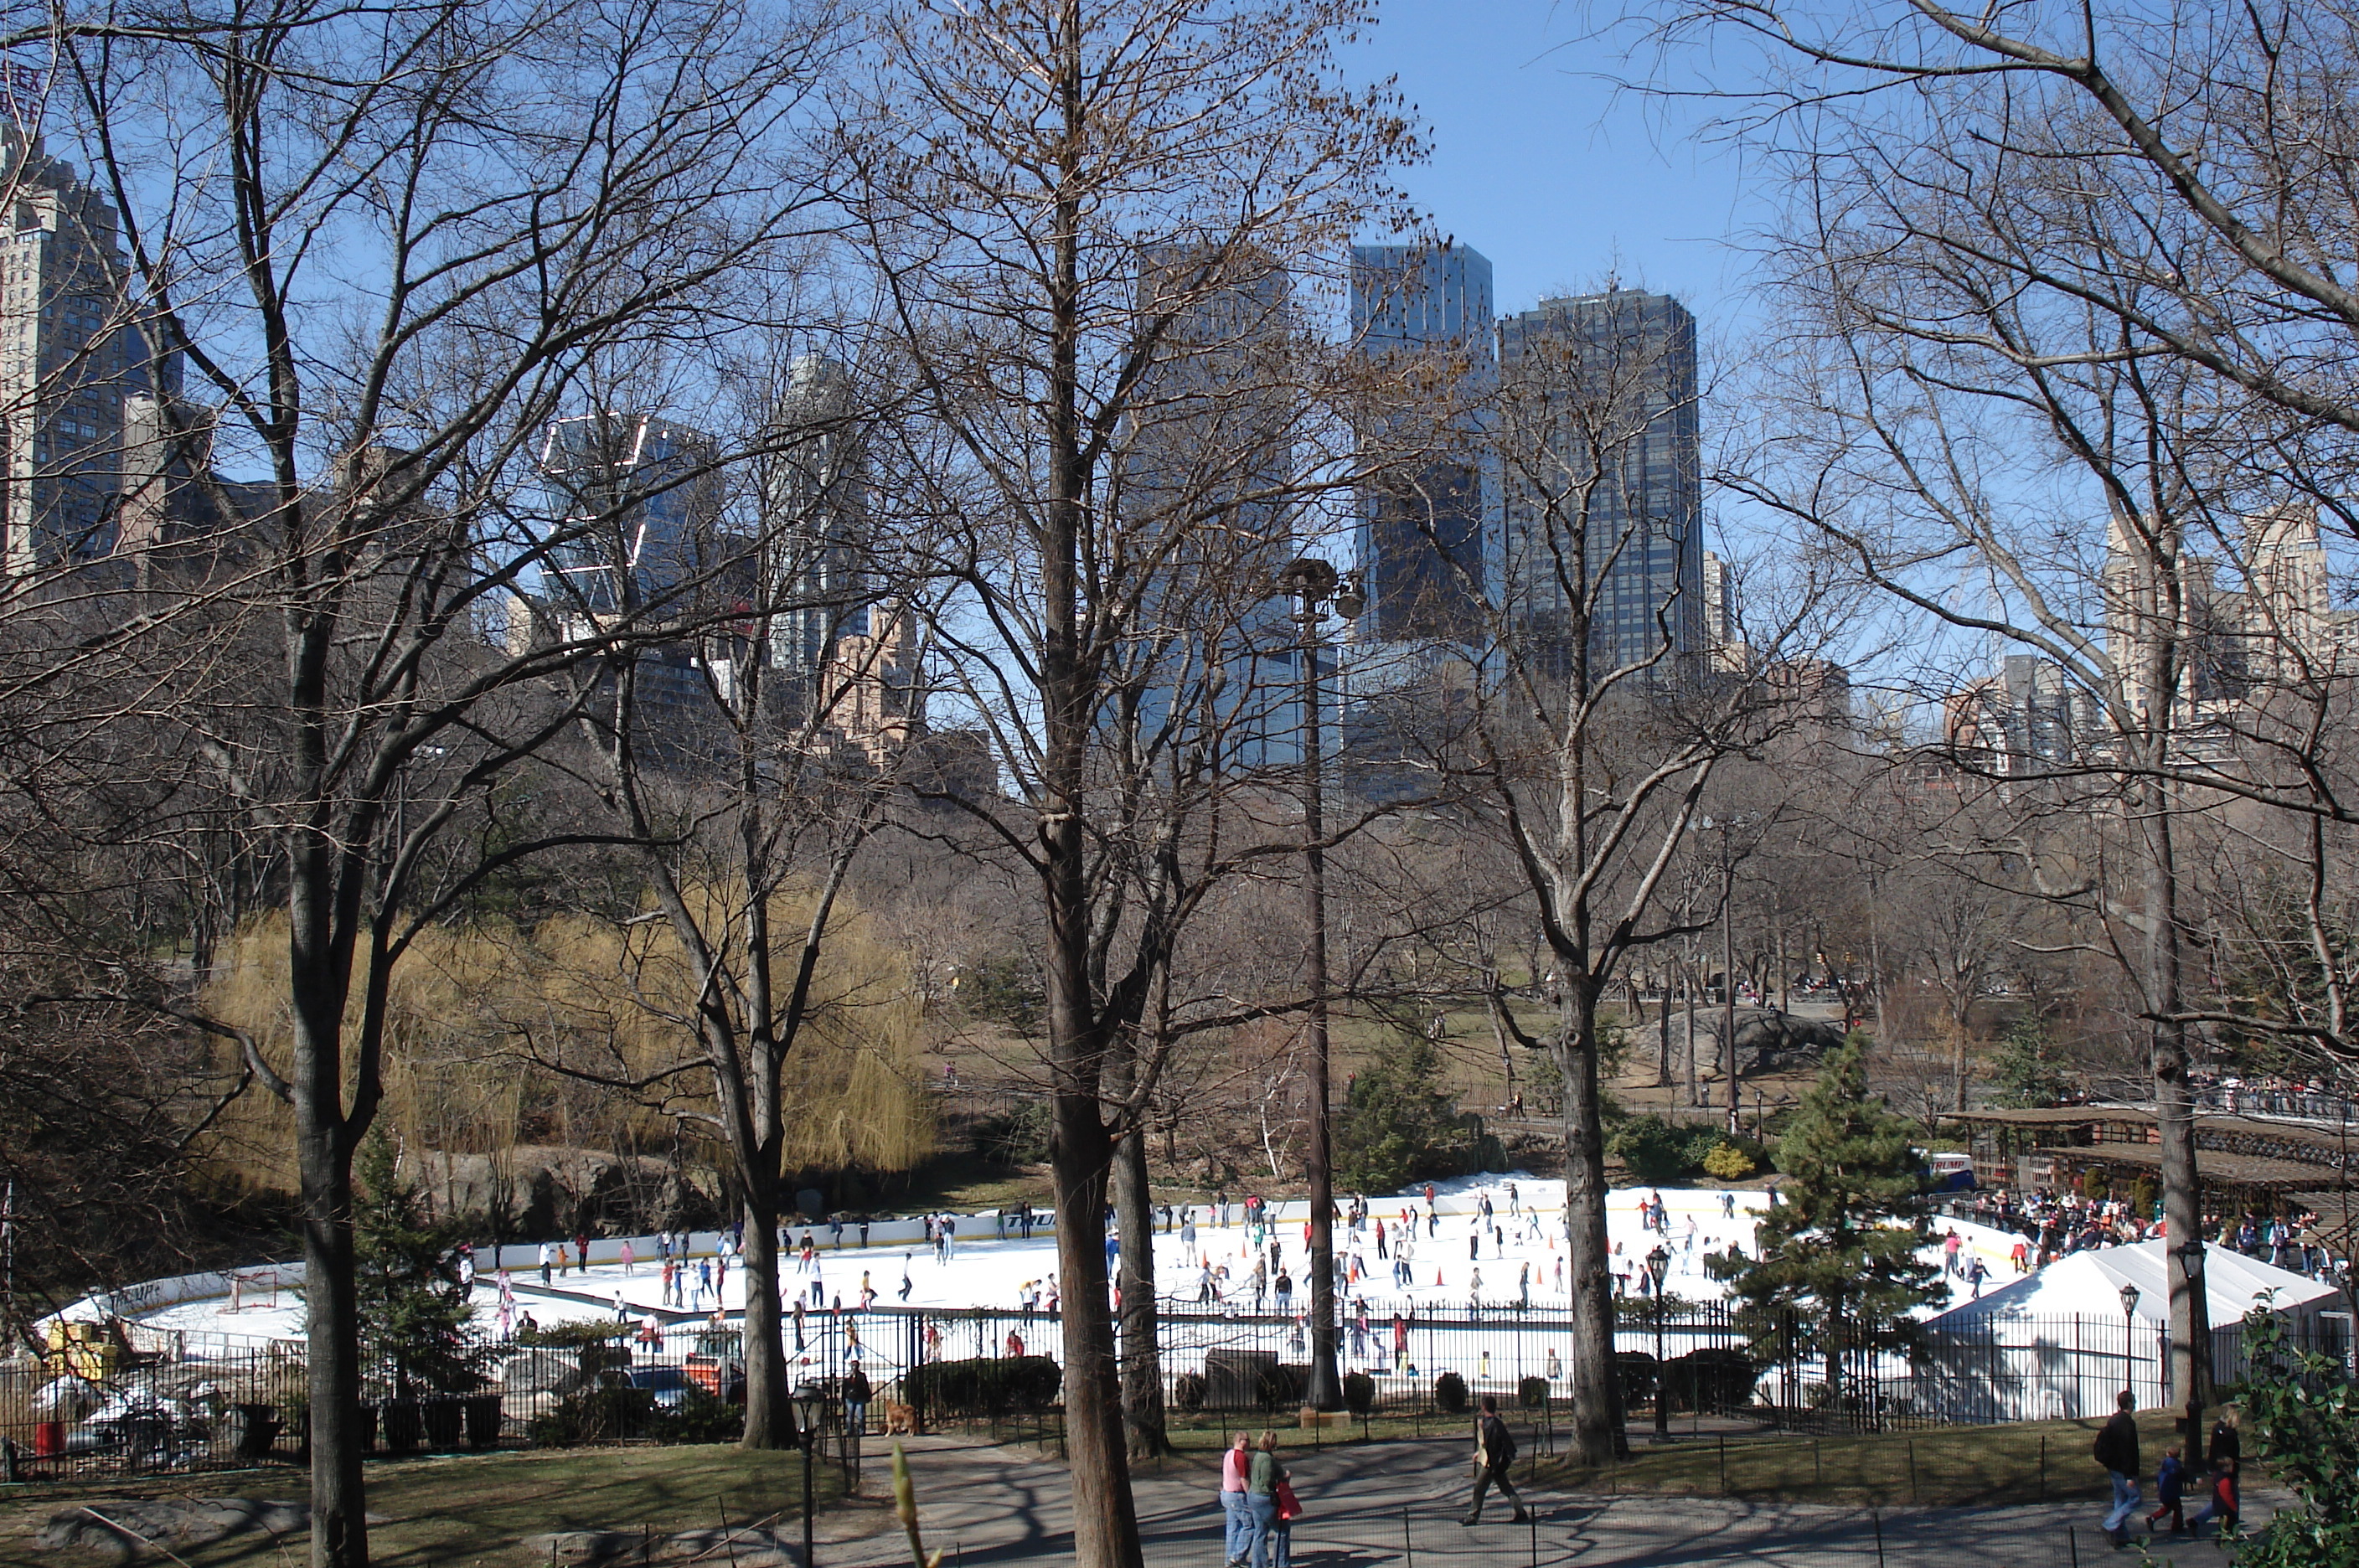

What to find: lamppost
left=1647, top=1245, right=1671, bottom=1438
left=2174, top=1238, right=2208, bottom=1467
left=793, top=1382, right=827, bottom=1565
left=1278, top=555, right=1364, bottom=1413
left=2119, top=1282, right=2142, bottom=1403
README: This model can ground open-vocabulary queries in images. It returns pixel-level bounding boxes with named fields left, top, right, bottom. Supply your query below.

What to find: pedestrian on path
left=2189, top=1454, right=2240, bottom=1537
left=1220, top=1431, right=1252, bottom=1566
left=1460, top=1395, right=1530, bottom=1525
left=2192, top=1411, right=2241, bottom=1535
left=2093, top=1390, right=2141, bottom=1545
left=2148, top=1444, right=2186, bottom=1534
left=1246, top=1431, right=1285, bottom=1568
left=844, top=1360, right=871, bottom=1440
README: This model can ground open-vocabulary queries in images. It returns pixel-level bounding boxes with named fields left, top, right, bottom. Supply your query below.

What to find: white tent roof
left=1933, top=1240, right=2335, bottom=1328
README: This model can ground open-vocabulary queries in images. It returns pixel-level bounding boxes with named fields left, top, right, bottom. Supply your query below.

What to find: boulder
left=1733, top=1011, right=1848, bottom=1074
left=38, top=1498, right=308, bottom=1559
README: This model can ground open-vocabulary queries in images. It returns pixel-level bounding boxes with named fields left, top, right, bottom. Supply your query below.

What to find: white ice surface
left=126, top=1181, right=2031, bottom=1344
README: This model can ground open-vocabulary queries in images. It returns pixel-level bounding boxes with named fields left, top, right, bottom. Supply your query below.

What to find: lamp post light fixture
left=2174, top=1238, right=2209, bottom=1467
left=1276, top=555, right=1364, bottom=1414
left=1646, top=1245, right=1672, bottom=1438
left=792, top=1382, right=827, bottom=1565
left=2119, top=1282, right=2143, bottom=1400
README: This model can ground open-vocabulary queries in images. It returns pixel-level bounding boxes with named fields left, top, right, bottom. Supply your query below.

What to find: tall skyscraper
left=1126, top=242, right=1300, bottom=768
left=1349, top=242, right=1492, bottom=643
left=0, top=127, right=175, bottom=575
left=538, top=412, right=720, bottom=613
left=765, top=353, right=869, bottom=699
left=1494, top=289, right=1704, bottom=677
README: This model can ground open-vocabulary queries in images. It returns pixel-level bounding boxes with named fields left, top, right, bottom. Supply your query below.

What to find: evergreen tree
left=1989, top=1016, right=2071, bottom=1107
left=1334, top=1031, right=1473, bottom=1194
left=1706, top=1035, right=1944, bottom=1413
left=352, top=1130, right=487, bottom=1400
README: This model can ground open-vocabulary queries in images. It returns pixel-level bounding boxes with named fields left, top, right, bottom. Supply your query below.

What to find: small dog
left=882, top=1399, right=917, bottom=1436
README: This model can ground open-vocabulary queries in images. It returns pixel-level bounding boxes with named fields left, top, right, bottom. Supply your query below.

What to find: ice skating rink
left=126, top=1177, right=2026, bottom=1348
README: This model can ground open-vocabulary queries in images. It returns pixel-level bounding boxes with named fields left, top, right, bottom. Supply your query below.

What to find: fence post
left=1402, top=1503, right=1413, bottom=1568
left=1717, top=1432, right=1727, bottom=1495
left=1906, top=1437, right=1916, bottom=1504
left=1812, top=1436, right=1820, bottom=1488
left=2067, top=1527, right=2078, bottom=1568
left=1871, top=1506, right=1885, bottom=1568
left=2038, top=1436, right=2046, bottom=1503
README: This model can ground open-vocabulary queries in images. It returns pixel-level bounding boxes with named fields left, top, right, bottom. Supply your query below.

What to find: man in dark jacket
left=1460, top=1395, right=1531, bottom=1526
left=843, top=1361, right=872, bottom=1445
left=2094, top=1390, right=2141, bottom=1545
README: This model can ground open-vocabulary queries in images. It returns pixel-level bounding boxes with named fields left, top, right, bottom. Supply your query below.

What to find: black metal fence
left=1121, top=1504, right=2228, bottom=1568
left=2, top=1320, right=859, bottom=1483
left=885, top=1300, right=2351, bottom=1436
left=12, top=1295, right=2350, bottom=1483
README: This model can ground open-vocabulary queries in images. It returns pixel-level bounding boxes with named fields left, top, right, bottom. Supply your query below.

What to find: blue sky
left=1350, top=1, right=1753, bottom=328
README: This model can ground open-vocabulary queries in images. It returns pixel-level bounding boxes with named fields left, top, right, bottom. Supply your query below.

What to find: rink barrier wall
left=46, top=1263, right=306, bottom=1332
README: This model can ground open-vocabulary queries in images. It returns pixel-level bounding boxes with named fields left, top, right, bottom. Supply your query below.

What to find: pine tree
left=1333, top=1031, right=1473, bottom=1194
left=1706, top=1035, right=1944, bottom=1414
left=353, top=1130, right=488, bottom=1400
left=1990, top=1016, right=2071, bottom=1107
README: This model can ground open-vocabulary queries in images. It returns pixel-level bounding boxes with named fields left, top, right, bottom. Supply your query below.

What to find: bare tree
left=0, top=6, right=845, bottom=1561
left=510, top=346, right=930, bottom=1450
left=1438, top=284, right=1838, bottom=1464
left=835, top=3, right=1419, bottom=1555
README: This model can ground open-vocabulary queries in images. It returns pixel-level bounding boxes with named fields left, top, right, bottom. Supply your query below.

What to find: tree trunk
left=1682, top=959, right=1699, bottom=1108
left=1655, top=970, right=1672, bottom=1088
left=739, top=1179, right=792, bottom=1450
left=1557, top=986, right=1627, bottom=1464
left=1112, top=1124, right=1168, bottom=1457
left=2142, top=781, right=2211, bottom=1456
left=293, top=1028, right=365, bottom=1568
left=1050, top=1075, right=1142, bottom=1566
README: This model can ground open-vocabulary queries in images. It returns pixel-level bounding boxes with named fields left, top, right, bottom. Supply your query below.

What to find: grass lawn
left=1533, top=1409, right=2216, bottom=1506
left=0, top=1443, right=851, bottom=1565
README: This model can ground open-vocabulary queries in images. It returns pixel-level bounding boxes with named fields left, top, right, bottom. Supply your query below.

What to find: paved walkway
left=817, top=1435, right=2277, bottom=1568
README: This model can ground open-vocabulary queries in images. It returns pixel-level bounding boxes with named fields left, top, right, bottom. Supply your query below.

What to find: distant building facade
left=1349, top=242, right=1492, bottom=644
left=0, top=128, right=178, bottom=575
left=1126, top=241, right=1301, bottom=770
left=1494, top=288, right=1704, bottom=678
left=765, top=353, right=870, bottom=709
left=538, top=412, right=723, bottom=614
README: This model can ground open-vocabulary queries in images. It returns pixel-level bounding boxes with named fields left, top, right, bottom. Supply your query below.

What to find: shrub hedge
left=905, top=1354, right=1062, bottom=1416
